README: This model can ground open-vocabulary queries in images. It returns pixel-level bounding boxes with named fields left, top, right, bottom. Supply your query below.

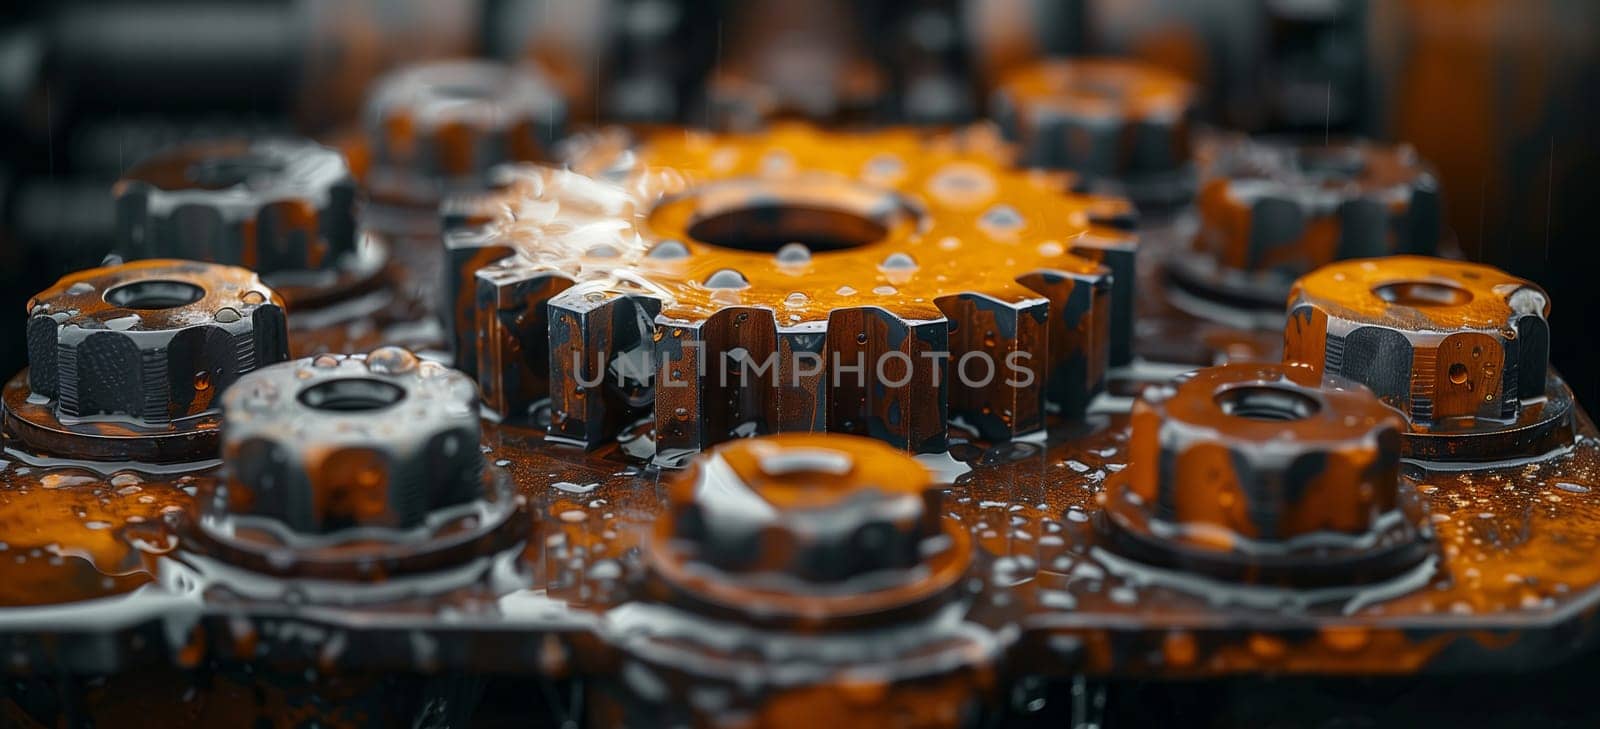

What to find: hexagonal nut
left=24, top=259, right=288, bottom=423
left=1111, top=362, right=1404, bottom=545
left=1286, top=256, right=1550, bottom=427
left=114, top=138, right=358, bottom=285
left=1194, top=139, right=1440, bottom=279
left=218, top=347, right=484, bottom=535
left=661, top=434, right=946, bottom=584
left=365, top=60, right=566, bottom=201
left=992, top=58, right=1194, bottom=198
left=1103, top=363, right=1420, bottom=584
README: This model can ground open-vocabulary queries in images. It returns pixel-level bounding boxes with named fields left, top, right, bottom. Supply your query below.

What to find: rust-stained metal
left=449, top=124, right=1125, bottom=461
left=363, top=60, right=567, bottom=208
left=1100, top=362, right=1428, bottom=587
left=194, top=347, right=524, bottom=580
left=1, top=36, right=1598, bottom=725
left=113, top=138, right=387, bottom=308
left=992, top=58, right=1197, bottom=206
left=1168, top=137, right=1442, bottom=314
left=1285, top=256, right=1571, bottom=460
left=3, top=259, right=288, bottom=463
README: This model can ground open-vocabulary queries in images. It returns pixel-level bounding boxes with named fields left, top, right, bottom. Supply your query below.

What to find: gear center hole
left=299, top=379, right=407, bottom=412
left=1215, top=385, right=1321, bottom=421
left=104, top=280, right=205, bottom=310
left=1373, top=280, right=1473, bottom=308
left=688, top=203, right=887, bottom=253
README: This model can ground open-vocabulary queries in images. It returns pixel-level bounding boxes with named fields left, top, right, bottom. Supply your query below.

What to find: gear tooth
left=545, top=289, right=661, bottom=449
left=825, top=307, right=948, bottom=454
left=935, top=291, right=1049, bottom=441
left=442, top=229, right=516, bottom=375
left=774, top=322, right=829, bottom=435
left=654, top=308, right=780, bottom=464
left=1016, top=266, right=1112, bottom=416
left=1068, top=232, right=1139, bottom=366
left=473, top=258, right=574, bottom=419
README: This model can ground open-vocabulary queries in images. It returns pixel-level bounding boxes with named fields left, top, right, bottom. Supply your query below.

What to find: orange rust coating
left=647, top=434, right=971, bottom=624
left=1285, top=256, right=1549, bottom=424
left=28, top=259, right=285, bottom=341
left=1287, top=256, right=1546, bottom=334
left=498, top=123, right=1121, bottom=325
left=1110, top=362, right=1404, bottom=551
left=994, top=58, right=1194, bottom=124
left=700, top=432, right=933, bottom=510
left=1194, top=143, right=1432, bottom=274
left=0, top=469, right=189, bottom=607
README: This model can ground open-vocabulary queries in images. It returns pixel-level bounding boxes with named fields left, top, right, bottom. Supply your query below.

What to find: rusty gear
left=1285, top=256, right=1570, bottom=460
left=365, top=60, right=567, bottom=204
left=113, top=138, right=383, bottom=307
left=1171, top=137, right=1441, bottom=311
left=455, top=124, right=1127, bottom=460
left=992, top=58, right=1196, bottom=205
left=1101, top=362, right=1427, bottom=587
left=5, top=260, right=288, bottom=462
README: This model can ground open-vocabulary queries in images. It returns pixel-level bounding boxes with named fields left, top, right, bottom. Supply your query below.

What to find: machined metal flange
left=196, top=347, right=524, bottom=580
left=1285, top=256, right=1570, bottom=461
left=1100, top=362, right=1429, bottom=587
left=992, top=58, right=1196, bottom=207
left=4, top=259, right=288, bottom=463
left=364, top=60, right=567, bottom=207
left=113, top=137, right=387, bottom=307
left=1167, top=137, right=1441, bottom=317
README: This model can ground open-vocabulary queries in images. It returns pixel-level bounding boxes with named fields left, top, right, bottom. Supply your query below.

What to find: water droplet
left=647, top=240, right=690, bottom=259
left=312, top=354, right=341, bottom=368
left=979, top=204, right=1025, bottom=232
left=784, top=292, right=809, bottom=308
left=66, top=282, right=96, bottom=295
left=879, top=252, right=917, bottom=271
left=193, top=371, right=211, bottom=391
left=873, top=285, right=897, bottom=295
left=704, top=269, right=749, bottom=289
left=586, top=244, right=620, bottom=258
left=214, top=307, right=241, bottom=323
left=864, top=154, right=905, bottom=180
left=240, top=290, right=266, bottom=305
left=776, top=242, right=812, bottom=266
left=836, top=286, right=857, bottom=296
left=367, top=346, right=419, bottom=375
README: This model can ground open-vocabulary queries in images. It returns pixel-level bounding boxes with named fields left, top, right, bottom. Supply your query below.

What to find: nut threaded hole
left=1215, top=385, right=1321, bottom=421
left=298, top=378, right=406, bottom=412
left=1373, top=280, right=1472, bottom=308
left=103, top=280, right=205, bottom=309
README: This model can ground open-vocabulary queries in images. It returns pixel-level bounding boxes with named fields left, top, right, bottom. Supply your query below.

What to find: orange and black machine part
left=2, top=2, right=1599, bottom=728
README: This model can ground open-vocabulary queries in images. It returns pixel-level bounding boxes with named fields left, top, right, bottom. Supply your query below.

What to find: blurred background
left=1, top=0, right=1597, bottom=409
